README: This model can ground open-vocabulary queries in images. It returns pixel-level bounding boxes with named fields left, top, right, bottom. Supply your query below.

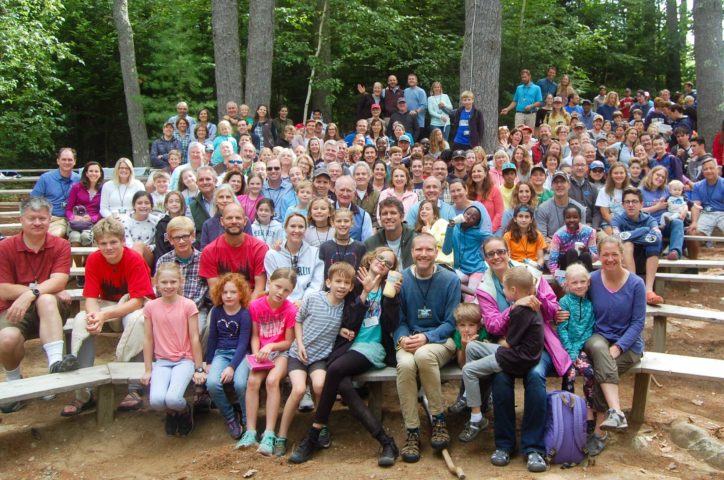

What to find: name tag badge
left=61, top=202, right=67, bottom=209
left=704, top=206, right=713, bottom=213
left=417, top=308, right=432, bottom=320
left=363, top=315, right=379, bottom=328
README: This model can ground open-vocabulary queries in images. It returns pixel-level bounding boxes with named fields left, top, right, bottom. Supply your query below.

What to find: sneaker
left=318, top=425, right=331, bottom=448
left=289, top=431, right=320, bottom=464
left=236, top=430, right=258, bottom=449
left=76, top=276, right=85, bottom=288
left=458, top=418, right=488, bottom=442
left=587, top=432, right=609, bottom=456
left=193, top=390, right=212, bottom=414
left=225, top=417, right=242, bottom=439
left=165, top=412, right=178, bottom=436
left=257, top=431, right=276, bottom=456
left=527, top=451, right=547, bottom=473
left=400, top=429, right=421, bottom=463
left=177, top=405, right=194, bottom=436
left=447, top=396, right=469, bottom=414
left=273, top=436, right=287, bottom=457
left=430, top=417, right=450, bottom=450
left=666, top=250, right=680, bottom=261
left=600, top=408, right=628, bottom=431
left=49, top=354, right=80, bottom=374
left=646, top=290, right=664, bottom=305
left=298, top=387, right=314, bottom=412
left=0, top=400, right=27, bottom=414
left=378, top=436, right=399, bottom=467
left=490, top=449, right=510, bottom=467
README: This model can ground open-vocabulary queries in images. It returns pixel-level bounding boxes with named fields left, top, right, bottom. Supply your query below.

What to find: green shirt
left=453, top=328, right=488, bottom=350
left=537, top=189, right=554, bottom=204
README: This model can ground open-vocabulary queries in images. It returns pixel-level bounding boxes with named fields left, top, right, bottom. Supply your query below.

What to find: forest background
left=1, top=0, right=721, bottom=167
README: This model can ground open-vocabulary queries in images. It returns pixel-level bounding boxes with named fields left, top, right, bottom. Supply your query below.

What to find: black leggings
left=558, top=249, right=593, bottom=273
left=314, top=350, right=382, bottom=436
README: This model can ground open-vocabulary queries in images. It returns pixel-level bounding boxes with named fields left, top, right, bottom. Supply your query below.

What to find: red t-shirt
left=0, top=233, right=71, bottom=313
left=619, top=97, right=634, bottom=120
left=199, top=234, right=268, bottom=290
left=83, top=247, right=154, bottom=302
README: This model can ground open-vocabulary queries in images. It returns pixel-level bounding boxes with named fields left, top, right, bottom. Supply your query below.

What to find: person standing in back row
left=450, top=91, right=485, bottom=151
left=500, top=69, right=543, bottom=129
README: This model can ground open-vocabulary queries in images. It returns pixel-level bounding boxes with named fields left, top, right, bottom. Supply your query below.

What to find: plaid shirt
left=156, top=249, right=207, bottom=308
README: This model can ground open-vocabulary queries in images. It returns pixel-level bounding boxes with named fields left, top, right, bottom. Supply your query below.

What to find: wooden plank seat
left=0, top=223, right=21, bottom=232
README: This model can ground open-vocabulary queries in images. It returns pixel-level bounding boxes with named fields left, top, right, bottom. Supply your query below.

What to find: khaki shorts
left=49, top=216, right=69, bottom=238
left=68, top=229, right=94, bottom=246
left=0, top=295, right=70, bottom=340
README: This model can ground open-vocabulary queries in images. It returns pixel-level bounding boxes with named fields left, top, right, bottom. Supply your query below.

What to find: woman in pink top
left=376, top=166, right=419, bottom=223
left=467, top=162, right=504, bottom=233
left=141, top=263, right=205, bottom=436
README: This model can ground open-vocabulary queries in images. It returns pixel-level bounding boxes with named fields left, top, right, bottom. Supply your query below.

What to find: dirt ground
left=1, top=256, right=722, bottom=479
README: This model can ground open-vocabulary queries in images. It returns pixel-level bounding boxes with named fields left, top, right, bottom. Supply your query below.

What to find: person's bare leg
left=645, top=256, right=659, bottom=292
left=245, top=371, right=265, bottom=432
left=622, top=242, right=636, bottom=274
left=0, top=328, right=25, bottom=371
left=278, top=370, right=307, bottom=438
left=36, top=294, right=64, bottom=345
left=264, top=359, right=287, bottom=433
left=309, top=369, right=326, bottom=406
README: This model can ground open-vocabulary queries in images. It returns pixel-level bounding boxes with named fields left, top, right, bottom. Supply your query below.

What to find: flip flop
left=117, top=392, right=143, bottom=411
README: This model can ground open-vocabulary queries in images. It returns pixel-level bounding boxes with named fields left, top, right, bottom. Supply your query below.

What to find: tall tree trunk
left=112, top=0, right=149, bottom=167
left=679, top=0, right=688, bottom=71
left=693, top=0, right=723, bottom=144
left=245, top=0, right=275, bottom=110
left=304, top=0, right=328, bottom=121
left=311, top=0, right=332, bottom=123
left=460, top=0, right=501, bottom=153
left=665, top=0, right=681, bottom=90
left=212, top=0, right=243, bottom=120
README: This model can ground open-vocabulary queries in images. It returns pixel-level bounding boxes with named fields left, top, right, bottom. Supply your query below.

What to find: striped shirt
left=288, top=291, right=344, bottom=364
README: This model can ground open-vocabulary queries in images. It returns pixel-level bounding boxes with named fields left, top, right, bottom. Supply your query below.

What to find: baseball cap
left=519, top=125, right=533, bottom=133
left=397, top=97, right=406, bottom=104
left=552, top=171, right=569, bottom=182
left=313, top=167, right=331, bottom=179
left=574, top=122, right=585, bottom=129
left=452, top=149, right=466, bottom=159
left=553, top=96, right=564, bottom=103
left=581, top=99, right=592, bottom=105
left=371, top=103, right=381, bottom=109
left=502, top=162, right=517, bottom=172
left=593, top=114, right=604, bottom=122
left=205, top=144, right=214, bottom=152
left=399, top=133, right=412, bottom=143
left=531, top=165, right=546, bottom=175
left=590, top=161, right=605, bottom=171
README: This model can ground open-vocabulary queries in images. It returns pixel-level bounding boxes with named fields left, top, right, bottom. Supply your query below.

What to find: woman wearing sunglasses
left=290, top=247, right=401, bottom=467
left=474, top=236, right=571, bottom=471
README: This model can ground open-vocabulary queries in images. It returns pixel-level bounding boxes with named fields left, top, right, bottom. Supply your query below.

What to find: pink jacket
left=476, top=260, right=572, bottom=376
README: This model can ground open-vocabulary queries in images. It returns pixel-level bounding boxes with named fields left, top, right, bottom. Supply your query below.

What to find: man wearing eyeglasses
left=261, top=158, right=292, bottom=222
left=335, top=176, right=373, bottom=242
left=190, top=166, right=219, bottom=236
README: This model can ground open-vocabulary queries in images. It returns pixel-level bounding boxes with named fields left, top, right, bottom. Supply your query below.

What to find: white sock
left=43, top=341, right=64, bottom=367
left=5, top=367, right=21, bottom=381
left=470, top=412, right=483, bottom=424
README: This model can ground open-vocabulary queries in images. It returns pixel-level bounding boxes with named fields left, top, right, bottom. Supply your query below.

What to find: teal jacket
left=557, top=293, right=595, bottom=362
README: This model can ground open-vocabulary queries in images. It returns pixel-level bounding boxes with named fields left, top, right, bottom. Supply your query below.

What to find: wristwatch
left=31, top=288, right=40, bottom=298
left=195, top=367, right=204, bottom=373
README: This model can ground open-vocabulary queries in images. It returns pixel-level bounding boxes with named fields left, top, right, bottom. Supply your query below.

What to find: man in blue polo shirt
left=689, top=158, right=724, bottom=237
left=30, top=147, right=81, bottom=238
left=404, top=73, right=427, bottom=141
left=500, top=69, right=543, bottom=129
left=536, top=66, right=558, bottom=99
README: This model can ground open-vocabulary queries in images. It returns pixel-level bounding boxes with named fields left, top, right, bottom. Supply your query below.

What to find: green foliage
left=0, top=0, right=78, bottom=165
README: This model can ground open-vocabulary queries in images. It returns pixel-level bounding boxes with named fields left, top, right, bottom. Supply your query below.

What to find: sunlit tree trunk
left=212, top=0, right=243, bottom=120
left=693, top=0, right=723, bottom=144
left=665, top=0, right=681, bottom=90
left=245, top=0, right=275, bottom=110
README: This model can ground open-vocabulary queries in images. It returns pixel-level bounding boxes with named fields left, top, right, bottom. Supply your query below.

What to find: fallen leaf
left=660, top=446, right=672, bottom=453
left=243, top=469, right=258, bottom=478
left=667, top=462, right=678, bottom=470
left=692, top=399, right=704, bottom=406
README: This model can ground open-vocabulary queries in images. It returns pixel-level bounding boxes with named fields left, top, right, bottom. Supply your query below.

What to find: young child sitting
left=141, top=263, right=205, bottom=436
left=503, top=206, right=546, bottom=270
left=660, top=179, right=689, bottom=226
left=284, top=180, right=314, bottom=221
left=628, top=159, right=643, bottom=187
left=548, top=205, right=598, bottom=288
left=275, top=262, right=356, bottom=456
left=459, top=267, right=544, bottom=442
left=448, top=303, right=489, bottom=415
left=556, top=264, right=596, bottom=433
left=318, top=208, right=367, bottom=279
left=442, top=204, right=488, bottom=302
left=304, top=197, right=336, bottom=247
left=149, top=170, right=171, bottom=217
left=250, top=199, right=284, bottom=249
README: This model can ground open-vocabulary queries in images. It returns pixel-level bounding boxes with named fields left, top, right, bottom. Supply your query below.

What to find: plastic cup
left=452, top=214, right=465, bottom=224
left=383, top=270, right=403, bottom=298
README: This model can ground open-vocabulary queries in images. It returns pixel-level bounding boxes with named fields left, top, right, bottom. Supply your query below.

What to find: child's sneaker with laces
left=225, top=417, right=242, bottom=439
left=273, top=436, right=287, bottom=457
left=257, top=431, right=276, bottom=456
left=318, top=426, right=331, bottom=448
left=458, top=417, right=488, bottom=442
left=600, top=408, right=628, bottom=430
left=236, top=430, right=258, bottom=449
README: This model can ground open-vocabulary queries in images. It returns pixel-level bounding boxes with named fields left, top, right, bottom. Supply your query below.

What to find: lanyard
left=412, top=268, right=434, bottom=308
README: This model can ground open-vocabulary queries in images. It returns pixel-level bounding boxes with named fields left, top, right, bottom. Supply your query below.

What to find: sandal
left=61, top=396, right=96, bottom=417
left=117, top=392, right=143, bottom=412
left=646, top=291, right=664, bottom=305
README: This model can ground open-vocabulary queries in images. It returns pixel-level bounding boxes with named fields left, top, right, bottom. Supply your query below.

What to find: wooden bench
left=0, top=189, right=31, bottom=196
left=630, top=352, right=724, bottom=423
left=0, top=223, right=21, bottom=232
left=646, top=304, right=724, bottom=353
left=0, top=177, right=40, bottom=183
left=684, top=235, right=724, bottom=243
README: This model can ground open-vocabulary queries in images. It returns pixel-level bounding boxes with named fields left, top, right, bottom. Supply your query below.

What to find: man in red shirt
left=64, top=217, right=154, bottom=415
left=199, top=204, right=268, bottom=299
left=0, top=197, right=78, bottom=413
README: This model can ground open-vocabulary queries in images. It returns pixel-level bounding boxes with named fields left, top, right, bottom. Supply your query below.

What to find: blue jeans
left=491, top=351, right=555, bottom=455
left=431, top=125, right=450, bottom=142
left=206, top=350, right=250, bottom=421
left=661, top=218, right=684, bottom=255
left=149, top=358, right=194, bottom=412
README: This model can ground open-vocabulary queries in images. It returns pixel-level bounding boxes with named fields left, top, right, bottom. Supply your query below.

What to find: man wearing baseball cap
left=500, top=163, right=518, bottom=208
left=568, top=155, right=602, bottom=227
left=448, top=150, right=468, bottom=182
left=580, top=99, right=594, bottom=130
left=387, top=97, right=418, bottom=140
left=534, top=171, right=586, bottom=244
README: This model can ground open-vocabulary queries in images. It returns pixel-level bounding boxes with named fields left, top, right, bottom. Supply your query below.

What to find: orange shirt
left=503, top=230, right=546, bottom=262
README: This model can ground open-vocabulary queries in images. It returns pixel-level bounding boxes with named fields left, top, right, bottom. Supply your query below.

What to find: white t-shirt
left=595, top=187, right=624, bottom=218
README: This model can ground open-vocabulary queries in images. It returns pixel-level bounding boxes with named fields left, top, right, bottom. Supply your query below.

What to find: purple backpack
left=544, top=390, right=588, bottom=465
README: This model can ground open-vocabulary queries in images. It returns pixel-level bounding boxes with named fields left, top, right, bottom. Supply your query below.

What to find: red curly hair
left=210, top=272, right=252, bottom=308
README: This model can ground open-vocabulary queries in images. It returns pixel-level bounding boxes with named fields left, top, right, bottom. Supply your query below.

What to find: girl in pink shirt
left=141, top=263, right=205, bottom=436
left=237, top=268, right=298, bottom=454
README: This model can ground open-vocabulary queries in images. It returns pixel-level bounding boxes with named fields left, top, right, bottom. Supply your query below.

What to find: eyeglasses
left=267, top=166, right=281, bottom=171
left=291, top=255, right=299, bottom=272
left=484, top=248, right=508, bottom=259
left=170, top=234, right=192, bottom=242
left=623, top=199, right=640, bottom=205
left=375, top=255, right=394, bottom=269
left=230, top=160, right=243, bottom=165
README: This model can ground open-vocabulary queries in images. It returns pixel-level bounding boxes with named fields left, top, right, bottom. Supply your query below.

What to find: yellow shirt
left=500, top=185, right=515, bottom=210
left=427, top=218, right=454, bottom=267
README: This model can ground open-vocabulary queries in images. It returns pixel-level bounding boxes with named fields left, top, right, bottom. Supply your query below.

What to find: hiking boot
left=236, top=430, right=258, bottom=449
left=318, top=425, right=331, bottom=448
left=298, top=387, right=314, bottom=412
left=273, top=436, right=287, bottom=457
left=490, top=449, right=510, bottom=467
left=527, top=451, right=547, bottom=472
left=600, top=408, right=628, bottom=431
left=289, top=430, right=321, bottom=464
left=587, top=432, right=608, bottom=456
left=447, top=396, right=469, bottom=414
left=430, top=416, right=450, bottom=450
left=165, top=412, right=179, bottom=436
left=400, top=429, right=421, bottom=463
left=177, top=405, right=194, bottom=436
left=458, top=417, right=488, bottom=442
left=193, top=389, right=212, bottom=414
left=49, top=354, right=80, bottom=374
left=377, top=434, right=399, bottom=467
left=257, top=431, right=276, bottom=456
left=225, top=417, right=242, bottom=439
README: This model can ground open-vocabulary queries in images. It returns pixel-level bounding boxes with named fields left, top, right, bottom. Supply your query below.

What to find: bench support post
left=96, top=384, right=115, bottom=425
left=652, top=316, right=666, bottom=353
left=368, top=383, right=383, bottom=422
left=630, top=373, right=650, bottom=423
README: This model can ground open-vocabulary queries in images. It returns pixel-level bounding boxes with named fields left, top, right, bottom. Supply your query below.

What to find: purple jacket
left=476, top=260, right=572, bottom=376
left=65, top=182, right=102, bottom=224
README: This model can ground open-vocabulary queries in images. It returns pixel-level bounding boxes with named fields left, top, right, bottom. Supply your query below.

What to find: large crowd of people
left=1, top=69, right=723, bottom=472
